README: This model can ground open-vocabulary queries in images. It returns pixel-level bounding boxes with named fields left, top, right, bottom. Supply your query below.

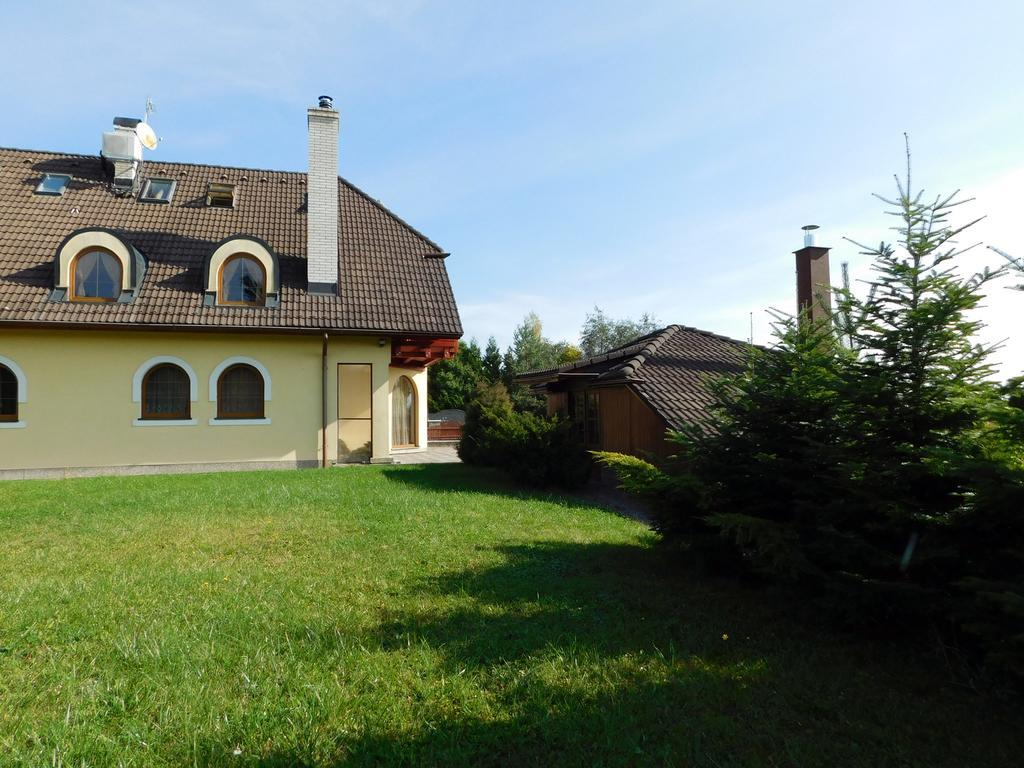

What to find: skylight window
left=139, top=177, right=177, bottom=204
left=35, top=173, right=72, bottom=196
left=206, top=182, right=236, bottom=208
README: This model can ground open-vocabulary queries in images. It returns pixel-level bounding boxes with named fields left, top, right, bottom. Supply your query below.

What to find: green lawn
left=0, top=465, right=1019, bottom=766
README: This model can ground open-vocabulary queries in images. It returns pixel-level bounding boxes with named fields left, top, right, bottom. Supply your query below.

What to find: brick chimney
left=794, top=225, right=831, bottom=324
left=307, top=95, right=339, bottom=294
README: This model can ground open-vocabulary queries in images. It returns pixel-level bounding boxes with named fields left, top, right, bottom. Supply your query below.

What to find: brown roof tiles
left=0, top=148, right=462, bottom=336
left=519, top=325, right=750, bottom=429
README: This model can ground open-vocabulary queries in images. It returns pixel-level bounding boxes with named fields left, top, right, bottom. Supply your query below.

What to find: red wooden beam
left=391, top=337, right=459, bottom=369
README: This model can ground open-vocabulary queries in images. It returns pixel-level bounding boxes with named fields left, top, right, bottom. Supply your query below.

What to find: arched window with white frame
left=208, top=356, right=272, bottom=425
left=132, top=356, right=198, bottom=426
left=0, top=356, right=27, bottom=427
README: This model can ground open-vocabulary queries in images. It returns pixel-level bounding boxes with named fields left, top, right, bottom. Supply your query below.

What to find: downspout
left=322, top=331, right=329, bottom=468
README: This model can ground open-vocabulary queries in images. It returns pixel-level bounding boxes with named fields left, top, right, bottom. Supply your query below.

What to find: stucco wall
left=0, top=329, right=397, bottom=473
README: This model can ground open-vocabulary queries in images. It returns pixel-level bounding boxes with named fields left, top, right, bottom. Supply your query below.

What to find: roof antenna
left=748, top=311, right=754, bottom=344
left=145, top=97, right=156, bottom=124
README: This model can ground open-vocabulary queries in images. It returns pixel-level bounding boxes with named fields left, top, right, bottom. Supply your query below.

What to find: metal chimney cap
left=801, top=224, right=820, bottom=247
left=317, top=95, right=334, bottom=109
left=801, top=224, right=820, bottom=231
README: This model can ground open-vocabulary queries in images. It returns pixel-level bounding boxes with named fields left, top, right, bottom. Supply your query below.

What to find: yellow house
left=0, top=97, right=461, bottom=479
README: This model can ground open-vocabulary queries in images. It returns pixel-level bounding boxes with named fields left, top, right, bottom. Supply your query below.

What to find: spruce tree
left=482, top=336, right=502, bottom=383
left=599, top=146, right=1024, bottom=678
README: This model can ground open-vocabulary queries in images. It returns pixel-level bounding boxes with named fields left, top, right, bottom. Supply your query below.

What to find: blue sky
left=3, top=1, right=1022, bottom=372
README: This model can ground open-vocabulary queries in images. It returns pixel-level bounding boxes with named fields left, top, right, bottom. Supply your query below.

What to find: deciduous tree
left=579, top=307, right=660, bottom=357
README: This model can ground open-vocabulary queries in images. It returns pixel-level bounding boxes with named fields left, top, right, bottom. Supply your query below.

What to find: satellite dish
left=136, top=122, right=158, bottom=150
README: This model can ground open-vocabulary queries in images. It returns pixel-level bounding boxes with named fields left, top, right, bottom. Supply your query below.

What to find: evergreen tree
left=990, top=244, right=1024, bottom=290
left=498, top=348, right=513, bottom=386
left=510, top=312, right=558, bottom=372
left=598, top=149, right=1024, bottom=679
left=482, top=336, right=502, bottom=383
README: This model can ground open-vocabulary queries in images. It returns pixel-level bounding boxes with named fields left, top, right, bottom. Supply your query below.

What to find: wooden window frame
left=69, top=247, right=122, bottom=303
left=140, top=363, right=191, bottom=421
left=392, top=375, right=418, bottom=448
left=217, top=253, right=267, bottom=307
left=216, top=364, right=265, bottom=420
left=0, top=364, right=17, bottom=423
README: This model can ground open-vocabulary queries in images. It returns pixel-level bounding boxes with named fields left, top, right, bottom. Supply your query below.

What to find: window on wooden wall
left=567, top=389, right=600, bottom=445
left=0, top=364, right=18, bottom=422
left=392, top=375, right=417, bottom=448
left=217, top=364, right=265, bottom=419
left=568, top=390, right=585, bottom=441
left=584, top=390, right=601, bottom=445
left=141, top=364, right=191, bottom=420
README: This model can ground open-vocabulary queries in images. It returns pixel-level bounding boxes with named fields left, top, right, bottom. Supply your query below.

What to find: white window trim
left=0, top=421, right=27, bottom=429
left=132, top=356, right=199, bottom=403
left=132, top=419, right=198, bottom=427
left=208, top=357, right=272, bottom=402
left=208, top=418, right=272, bottom=427
left=56, top=231, right=134, bottom=293
left=0, top=355, right=28, bottom=403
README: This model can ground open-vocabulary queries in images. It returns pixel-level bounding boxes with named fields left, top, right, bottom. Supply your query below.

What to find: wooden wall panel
left=627, top=388, right=673, bottom=460
left=592, top=385, right=672, bottom=458
left=547, top=391, right=568, bottom=418
left=547, top=383, right=673, bottom=460
left=598, top=387, right=632, bottom=453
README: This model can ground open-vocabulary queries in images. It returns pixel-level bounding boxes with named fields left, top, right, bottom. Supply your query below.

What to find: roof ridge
left=604, top=324, right=678, bottom=380
left=592, top=326, right=664, bottom=357
left=516, top=322, right=752, bottom=381
left=673, top=323, right=750, bottom=348
left=517, top=325, right=674, bottom=379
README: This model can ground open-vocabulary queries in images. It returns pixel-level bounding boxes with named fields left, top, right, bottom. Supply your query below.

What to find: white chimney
left=307, top=95, right=340, bottom=294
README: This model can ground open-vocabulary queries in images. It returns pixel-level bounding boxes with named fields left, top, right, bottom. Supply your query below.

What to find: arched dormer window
left=392, top=375, right=417, bottom=448
left=218, top=254, right=266, bottom=306
left=51, top=228, right=146, bottom=304
left=71, top=248, right=122, bottom=302
left=204, top=236, right=280, bottom=308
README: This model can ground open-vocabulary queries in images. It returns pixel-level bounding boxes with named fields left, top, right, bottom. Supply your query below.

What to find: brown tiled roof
left=0, top=148, right=462, bottom=336
left=518, top=325, right=750, bottom=429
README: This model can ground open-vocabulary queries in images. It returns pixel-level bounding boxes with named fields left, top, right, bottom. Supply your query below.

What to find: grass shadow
left=211, top=673, right=762, bottom=767
left=370, top=541, right=729, bottom=665
left=377, top=463, right=630, bottom=516
left=223, top=538, right=1024, bottom=766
